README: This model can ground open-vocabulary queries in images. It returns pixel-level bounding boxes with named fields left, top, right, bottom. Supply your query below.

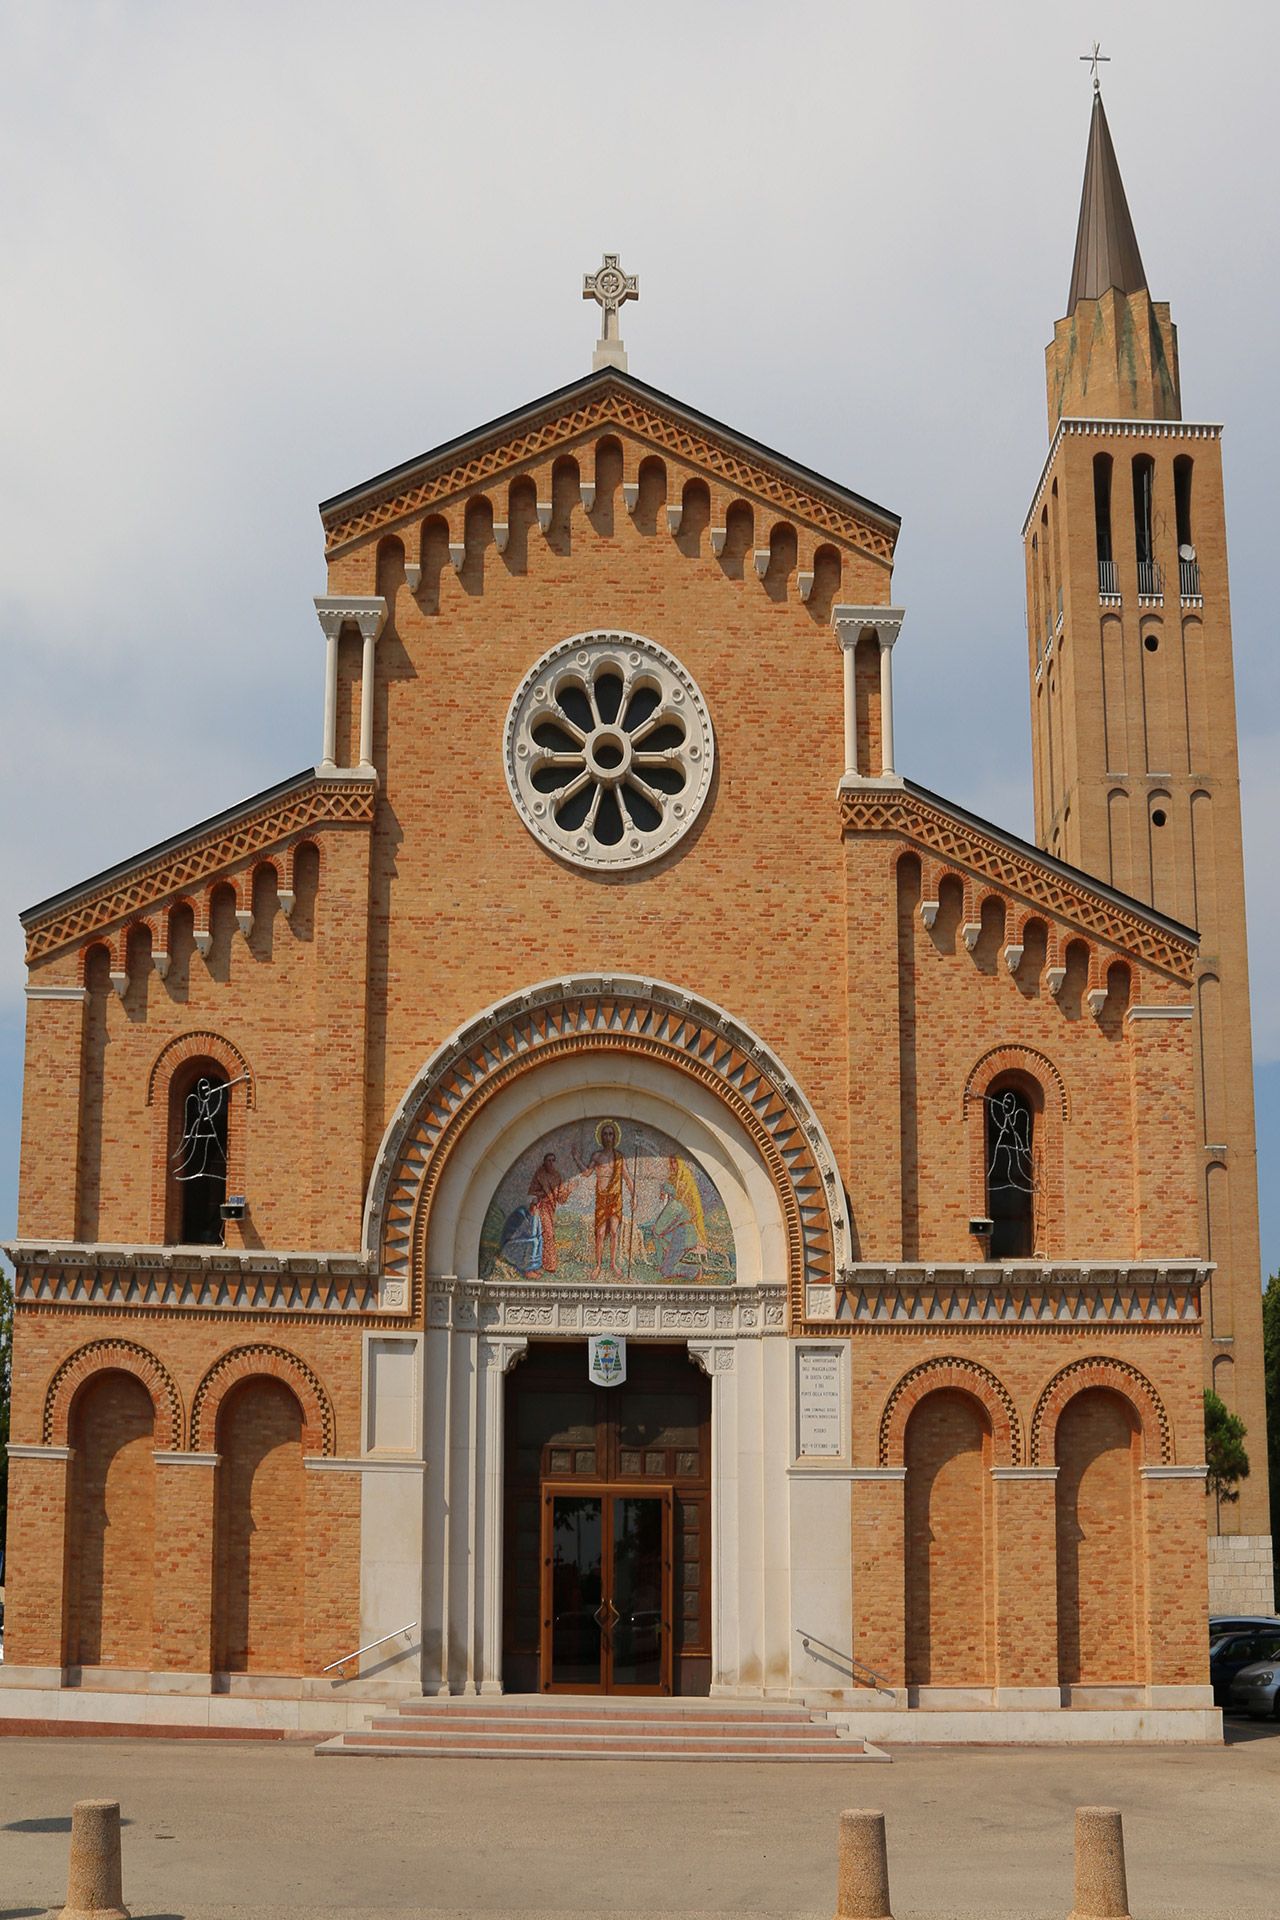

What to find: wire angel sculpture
left=985, top=1089, right=1036, bottom=1195
left=171, top=1074, right=246, bottom=1182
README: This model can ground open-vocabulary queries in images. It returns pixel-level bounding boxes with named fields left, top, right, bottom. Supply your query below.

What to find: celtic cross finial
left=1080, top=40, right=1109, bottom=92
left=583, top=252, right=638, bottom=373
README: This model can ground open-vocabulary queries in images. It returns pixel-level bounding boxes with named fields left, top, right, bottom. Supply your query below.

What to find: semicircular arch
left=44, top=1339, right=183, bottom=1450
left=879, top=1355, right=1021, bottom=1467
left=1030, top=1355, right=1171, bottom=1465
left=365, top=976, right=851, bottom=1326
left=190, top=1345, right=335, bottom=1456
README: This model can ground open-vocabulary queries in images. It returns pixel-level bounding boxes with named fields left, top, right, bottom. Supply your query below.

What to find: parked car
left=1210, top=1614, right=1280, bottom=1638
left=1209, top=1629, right=1280, bottom=1707
left=1230, top=1656, right=1280, bottom=1719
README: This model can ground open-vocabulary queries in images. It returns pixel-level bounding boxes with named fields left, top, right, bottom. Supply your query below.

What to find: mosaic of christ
left=479, top=1119, right=736, bottom=1286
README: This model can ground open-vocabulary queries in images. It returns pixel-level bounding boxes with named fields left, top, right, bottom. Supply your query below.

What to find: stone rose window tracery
left=504, top=633, right=714, bottom=871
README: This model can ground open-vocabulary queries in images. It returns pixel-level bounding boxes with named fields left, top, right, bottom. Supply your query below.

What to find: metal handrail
left=323, top=1620, right=419, bottom=1677
left=796, top=1628, right=897, bottom=1697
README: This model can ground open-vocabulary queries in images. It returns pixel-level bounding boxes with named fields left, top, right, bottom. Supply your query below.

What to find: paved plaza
left=1, top=1724, right=1278, bottom=1919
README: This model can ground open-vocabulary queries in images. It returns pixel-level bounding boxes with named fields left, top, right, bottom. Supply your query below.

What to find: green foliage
left=0, top=1264, right=10, bottom=1565
left=1264, top=1271, right=1280, bottom=1551
left=1204, top=1387, right=1250, bottom=1504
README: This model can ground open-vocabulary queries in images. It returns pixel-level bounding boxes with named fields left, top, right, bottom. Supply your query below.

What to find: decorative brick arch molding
left=43, top=1339, right=183, bottom=1450
left=190, top=1345, right=335, bottom=1456
left=878, top=1356, right=1022, bottom=1467
left=1029, top=1355, right=1172, bottom=1466
left=147, top=1030, right=254, bottom=1242
left=364, top=975, right=852, bottom=1325
left=963, top=1045, right=1068, bottom=1257
left=146, top=1030, right=256, bottom=1109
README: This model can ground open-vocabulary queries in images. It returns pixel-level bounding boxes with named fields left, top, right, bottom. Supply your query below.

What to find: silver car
left=1230, top=1657, right=1280, bottom=1719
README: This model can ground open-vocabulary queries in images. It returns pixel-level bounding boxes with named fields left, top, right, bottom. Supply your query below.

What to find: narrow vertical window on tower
left=1093, top=454, right=1115, bottom=593
left=1174, top=456, right=1199, bottom=596
left=985, top=1083, right=1037, bottom=1259
left=1132, top=456, right=1157, bottom=596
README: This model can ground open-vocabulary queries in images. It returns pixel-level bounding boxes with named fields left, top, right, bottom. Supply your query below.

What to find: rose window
left=504, top=632, right=715, bottom=871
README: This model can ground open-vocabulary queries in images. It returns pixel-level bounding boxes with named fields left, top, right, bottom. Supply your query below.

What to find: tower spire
left=1066, top=89, right=1148, bottom=313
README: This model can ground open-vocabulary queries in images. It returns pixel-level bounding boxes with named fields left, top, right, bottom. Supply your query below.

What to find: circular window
left=1144, top=634, right=1159, bottom=653
left=504, top=632, right=715, bottom=870
left=1152, top=808, right=1168, bottom=827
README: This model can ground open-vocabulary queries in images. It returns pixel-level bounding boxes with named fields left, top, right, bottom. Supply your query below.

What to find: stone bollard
left=59, top=1798, right=130, bottom=1920
left=1068, top=1806, right=1131, bottom=1920
left=835, top=1808, right=893, bottom=1920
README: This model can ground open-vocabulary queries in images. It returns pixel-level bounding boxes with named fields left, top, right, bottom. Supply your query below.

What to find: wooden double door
left=503, top=1342, right=711, bottom=1695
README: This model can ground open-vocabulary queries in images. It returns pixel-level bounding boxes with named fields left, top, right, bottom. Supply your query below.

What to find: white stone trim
left=313, top=595, right=388, bottom=769
left=6, top=1444, right=72, bottom=1461
left=992, top=1467, right=1059, bottom=1480
left=304, top=1456, right=427, bottom=1473
left=1141, top=1463, right=1209, bottom=1479
left=847, top=1467, right=908, bottom=1481
left=827, top=1261, right=1206, bottom=1328
left=502, top=632, right=715, bottom=872
left=1126, top=1004, right=1193, bottom=1021
left=153, top=1451, right=219, bottom=1467
left=24, top=984, right=88, bottom=1001
left=831, top=605, right=905, bottom=782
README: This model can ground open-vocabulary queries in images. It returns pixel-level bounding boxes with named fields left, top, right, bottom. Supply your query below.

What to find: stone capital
left=313, top=595, right=388, bottom=646
left=831, top=604, right=905, bottom=651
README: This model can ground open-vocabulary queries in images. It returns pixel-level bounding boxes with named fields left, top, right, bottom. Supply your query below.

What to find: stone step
left=389, top=1703, right=822, bottom=1726
left=358, top=1721, right=848, bottom=1745
left=318, top=1735, right=876, bottom=1762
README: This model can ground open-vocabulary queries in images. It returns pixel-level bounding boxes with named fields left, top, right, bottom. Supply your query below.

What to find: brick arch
left=1030, top=1355, right=1171, bottom=1466
left=963, top=1045, right=1068, bottom=1122
left=190, top=1345, right=335, bottom=1456
left=879, top=1356, right=1021, bottom=1467
left=147, top=1030, right=255, bottom=1108
left=44, top=1339, right=182, bottom=1450
left=366, top=975, right=851, bottom=1329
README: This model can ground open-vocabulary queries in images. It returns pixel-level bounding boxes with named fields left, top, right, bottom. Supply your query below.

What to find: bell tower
left=1023, top=86, right=1270, bottom=1562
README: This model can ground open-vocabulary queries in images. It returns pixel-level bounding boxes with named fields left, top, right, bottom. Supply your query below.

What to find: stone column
left=478, top=1338, right=527, bottom=1694
left=991, top=1467, right=1060, bottom=1703
left=312, top=595, right=387, bottom=773
left=151, top=1452, right=219, bottom=1678
left=831, top=607, right=905, bottom=784
left=849, top=1468, right=907, bottom=1687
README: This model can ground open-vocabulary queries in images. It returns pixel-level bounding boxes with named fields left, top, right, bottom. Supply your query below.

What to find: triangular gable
left=319, top=370, right=900, bottom=567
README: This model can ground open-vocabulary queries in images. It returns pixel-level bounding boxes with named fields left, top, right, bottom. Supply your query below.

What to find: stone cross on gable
left=583, top=252, right=638, bottom=373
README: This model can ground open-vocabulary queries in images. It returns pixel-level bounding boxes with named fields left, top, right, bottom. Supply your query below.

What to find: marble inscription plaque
left=797, top=1347, right=842, bottom=1457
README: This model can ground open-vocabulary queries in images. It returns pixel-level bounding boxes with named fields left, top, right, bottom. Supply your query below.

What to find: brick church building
left=1, top=89, right=1265, bottom=1744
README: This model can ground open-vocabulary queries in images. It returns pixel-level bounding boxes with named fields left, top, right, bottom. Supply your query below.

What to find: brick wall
left=904, top=1391, right=994, bottom=1685
left=67, top=1372, right=156, bottom=1668
left=1054, top=1388, right=1141, bottom=1684
left=215, top=1378, right=305, bottom=1674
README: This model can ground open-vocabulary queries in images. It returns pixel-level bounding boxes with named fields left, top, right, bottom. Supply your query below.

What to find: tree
left=1204, top=1387, right=1250, bottom=1505
left=1264, top=1270, right=1280, bottom=1553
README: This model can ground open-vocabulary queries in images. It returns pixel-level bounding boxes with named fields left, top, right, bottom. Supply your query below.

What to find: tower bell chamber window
left=1132, top=456, right=1157, bottom=596
left=1174, top=455, right=1199, bottom=595
left=985, top=1082, right=1038, bottom=1260
left=166, top=1060, right=230, bottom=1245
left=1093, top=454, right=1115, bottom=593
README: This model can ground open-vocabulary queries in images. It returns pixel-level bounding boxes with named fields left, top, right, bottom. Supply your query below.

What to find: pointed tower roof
left=1066, top=90, right=1147, bottom=311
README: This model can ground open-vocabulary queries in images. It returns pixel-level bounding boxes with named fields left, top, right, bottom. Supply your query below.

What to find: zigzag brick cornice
left=22, top=776, right=375, bottom=964
left=321, top=387, right=897, bottom=566
left=4, top=1242, right=378, bottom=1321
left=840, top=785, right=1197, bottom=983
left=365, top=975, right=852, bottom=1329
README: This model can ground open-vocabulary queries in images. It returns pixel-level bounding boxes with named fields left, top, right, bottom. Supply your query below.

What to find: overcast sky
left=1, top=0, right=1276, bottom=1275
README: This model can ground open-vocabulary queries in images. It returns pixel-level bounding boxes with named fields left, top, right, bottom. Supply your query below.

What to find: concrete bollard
left=836, top=1808, right=893, bottom=1920
left=1068, top=1806, right=1131, bottom=1920
left=59, top=1798, right=130, bottom=1920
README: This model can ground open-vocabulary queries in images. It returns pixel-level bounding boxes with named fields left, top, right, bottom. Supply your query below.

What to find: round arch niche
left=428, top=1055, right=783, bottom=1285
left=365, top=976, right=849, bottom=1321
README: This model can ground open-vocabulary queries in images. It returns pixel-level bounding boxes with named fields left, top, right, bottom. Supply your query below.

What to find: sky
left=0, top=0, right=1276, bottom=1278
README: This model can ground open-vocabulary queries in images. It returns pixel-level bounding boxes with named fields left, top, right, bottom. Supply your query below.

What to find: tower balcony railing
left=1179, top=556, right=1202, bottom=598
left=1097, top=559, right=1119, bottom=595
left=1136, top=559, right=1163, bottom=599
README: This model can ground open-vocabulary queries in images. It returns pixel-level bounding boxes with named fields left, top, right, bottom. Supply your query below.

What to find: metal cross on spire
left=583, top=252, right=638, bottom=373
left=1080, top=40, right=1110, bottom=91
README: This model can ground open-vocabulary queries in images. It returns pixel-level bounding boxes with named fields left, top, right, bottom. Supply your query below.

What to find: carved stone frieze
left=5, top=1241, right=378, bottom=1321
left=425, top=1278, right=787, bottom=1342
left=814, top=1261, right=1206, bottom=1336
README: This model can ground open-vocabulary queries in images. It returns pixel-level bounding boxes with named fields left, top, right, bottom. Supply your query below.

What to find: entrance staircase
left=316, top=1695, right=886, bottom=1762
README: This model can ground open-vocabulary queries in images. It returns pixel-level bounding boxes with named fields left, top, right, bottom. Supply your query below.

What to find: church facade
left=2, top=97, right=1261, bottom=1742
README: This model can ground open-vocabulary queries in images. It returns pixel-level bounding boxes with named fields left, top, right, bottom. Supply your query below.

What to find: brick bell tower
left=1023, top=84, right=1271, bottom=1571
